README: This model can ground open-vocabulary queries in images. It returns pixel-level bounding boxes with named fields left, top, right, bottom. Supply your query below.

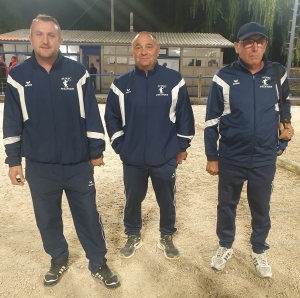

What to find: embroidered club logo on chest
left=260, top=77, right=272, bottom=88
left=156, top=85, right=168, bottom=96
left=61, top=77, right=74, bottom=90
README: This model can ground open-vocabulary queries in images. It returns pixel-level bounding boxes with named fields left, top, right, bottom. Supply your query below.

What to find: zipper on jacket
left=48, top=72, right=59, bottom=163
left=249, top=74, right=256, bottom=169
left=144, top=76, right=148, bottom=165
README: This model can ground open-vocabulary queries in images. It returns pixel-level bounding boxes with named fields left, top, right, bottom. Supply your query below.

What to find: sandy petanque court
left=0, top=103, right=300, bottom=298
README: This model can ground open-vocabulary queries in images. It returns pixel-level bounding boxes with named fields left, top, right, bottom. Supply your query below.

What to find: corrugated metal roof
left=0, top=29, right=233, bottom=48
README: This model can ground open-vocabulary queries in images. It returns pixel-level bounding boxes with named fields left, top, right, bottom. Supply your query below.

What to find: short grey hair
left=30, top=14, right=61, bottom=35
left=131, top=31, right=159, bottom=46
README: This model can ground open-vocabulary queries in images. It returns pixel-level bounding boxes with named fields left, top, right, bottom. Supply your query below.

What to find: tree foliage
left=150, top=0, right=298, bottom=64
left=0, top=0, right=24, bottom=34
left=0, top=0, right=299, bottom=65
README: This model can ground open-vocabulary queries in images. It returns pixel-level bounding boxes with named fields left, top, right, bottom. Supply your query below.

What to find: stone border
left=276, top=157, right=300, bottom=175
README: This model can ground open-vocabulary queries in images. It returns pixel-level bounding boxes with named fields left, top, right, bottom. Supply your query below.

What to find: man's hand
left=176, top=151, right=187, bottom=164
left=206, top=161, right=219, bottom=175
left=90, top=156, right=105, bottom=167
left=279, top=122, right=294, bottom=140
left=8, top=165, right=25, bottom=186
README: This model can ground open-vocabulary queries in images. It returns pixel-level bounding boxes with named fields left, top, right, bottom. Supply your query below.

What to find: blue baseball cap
left=237, top=22, right=268, bottom=41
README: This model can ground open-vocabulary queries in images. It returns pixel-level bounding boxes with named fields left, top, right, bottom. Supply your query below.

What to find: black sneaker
left=119, top=234, right=143, bottom=258
left=157, top=235, right=180, bottom=260
left=44, top=262, right=68, bottom=286
left=92, top=263, right=120, bottom=289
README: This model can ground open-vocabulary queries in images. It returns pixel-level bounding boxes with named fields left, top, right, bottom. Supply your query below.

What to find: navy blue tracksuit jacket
left=205, top=54, right=291, bottom=168
left=105, top=63, right=195, bottom=166
left=3, top=51, right=105, bottom=166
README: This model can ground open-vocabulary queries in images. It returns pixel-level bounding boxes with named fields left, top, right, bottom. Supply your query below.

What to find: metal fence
left=91, top=72, right=300, bottom=98
left=1, top=73, right=300, bottom=98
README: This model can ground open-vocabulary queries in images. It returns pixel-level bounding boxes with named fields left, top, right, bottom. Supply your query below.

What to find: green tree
left=0, top=0, right=23, bottom=33
left=150, top=0, right=298, bottom=65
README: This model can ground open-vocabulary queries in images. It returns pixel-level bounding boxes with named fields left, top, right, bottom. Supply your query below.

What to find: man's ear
left=234, top=42, right=239, bottom=54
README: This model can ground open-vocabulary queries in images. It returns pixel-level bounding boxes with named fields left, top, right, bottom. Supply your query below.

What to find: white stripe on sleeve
left=3, top=135, right=21, bottom=145
left=111, top=83, right=125, bottom=127
left=205, top=75, right=230, bottom=128
left=177, top=133, right=193, bottom=140
left=7, top=75, right=28, bottom=122
left=281, top=71, right=287, bottom=85
left=111, top=130, right=124, bottom=144
left=169, top=78, right=186, bottom=123
left=87, top=131, right=105, bottom=140
left=76, top=70, right=89, bottom=119
left=205, top=118, right=220, bottom=128
left=213, top=75, right=231, bottom=116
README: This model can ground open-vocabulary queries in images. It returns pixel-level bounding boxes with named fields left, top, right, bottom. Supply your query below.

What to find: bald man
left=105, top=32, right=195, bottom=260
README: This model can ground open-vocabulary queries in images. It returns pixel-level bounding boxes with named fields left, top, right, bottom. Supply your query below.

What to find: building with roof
left=0, top=29, right=233, bottom=96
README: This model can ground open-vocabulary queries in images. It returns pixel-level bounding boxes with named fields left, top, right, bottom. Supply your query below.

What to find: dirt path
left=0, top=104, right=300, bottom=298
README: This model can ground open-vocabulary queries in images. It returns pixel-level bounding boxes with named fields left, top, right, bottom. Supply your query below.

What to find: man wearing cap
left=204, top=22, right=294, bottom=278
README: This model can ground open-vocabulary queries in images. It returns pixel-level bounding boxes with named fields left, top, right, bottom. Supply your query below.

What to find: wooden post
left=110, top=71, right=114, bottom=83
left=198, top=73, right=202, bottom=98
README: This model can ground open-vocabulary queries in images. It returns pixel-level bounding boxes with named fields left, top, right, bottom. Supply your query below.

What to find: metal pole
left=287, top=0, right=299, bottom=77
left=130, top=12, right=134, bottom=32
left=111, top=0, right=114, bottom=32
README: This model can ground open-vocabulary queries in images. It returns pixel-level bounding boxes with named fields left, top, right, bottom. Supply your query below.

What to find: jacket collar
left=31, top=50, right=64, bottom=71
left=134, top=62, right=160, bottom=77
left=238, top=54, right=268, bottom=74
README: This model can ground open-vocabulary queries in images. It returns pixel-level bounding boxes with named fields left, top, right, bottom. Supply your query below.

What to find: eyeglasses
left=240, top=38, right=267, bottom=49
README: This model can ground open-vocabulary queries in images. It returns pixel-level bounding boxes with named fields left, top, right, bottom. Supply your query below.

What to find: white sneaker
left=211, top=246, right=233, bottom=270
left=252, top=252, right=272, bottom=278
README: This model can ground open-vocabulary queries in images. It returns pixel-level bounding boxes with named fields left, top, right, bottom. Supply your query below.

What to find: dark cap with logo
left=237, top=22, right=268, bottom=41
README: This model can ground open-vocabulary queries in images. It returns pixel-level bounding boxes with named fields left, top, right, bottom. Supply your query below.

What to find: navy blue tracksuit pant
left=217, top=162, right=276, bottom=253
left=25, top=159, right=107, bottom=274
left=123, top=159, right=177, bottom=236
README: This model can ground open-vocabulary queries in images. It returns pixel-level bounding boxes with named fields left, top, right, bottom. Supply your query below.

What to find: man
left=89, top=63, right=97, bottom=90
left=9, top=55, right=18, bottom=70
left=0, top=56, right=8, bottom=94
left=205, top=22, right=294, bottom=278
left=3, top=14, right=119, bottom=289
left=105, top=32, right=195, bottom=260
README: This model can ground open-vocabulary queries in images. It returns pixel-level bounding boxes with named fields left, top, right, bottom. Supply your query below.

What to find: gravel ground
left=0, top=103, right=299, bottom=298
